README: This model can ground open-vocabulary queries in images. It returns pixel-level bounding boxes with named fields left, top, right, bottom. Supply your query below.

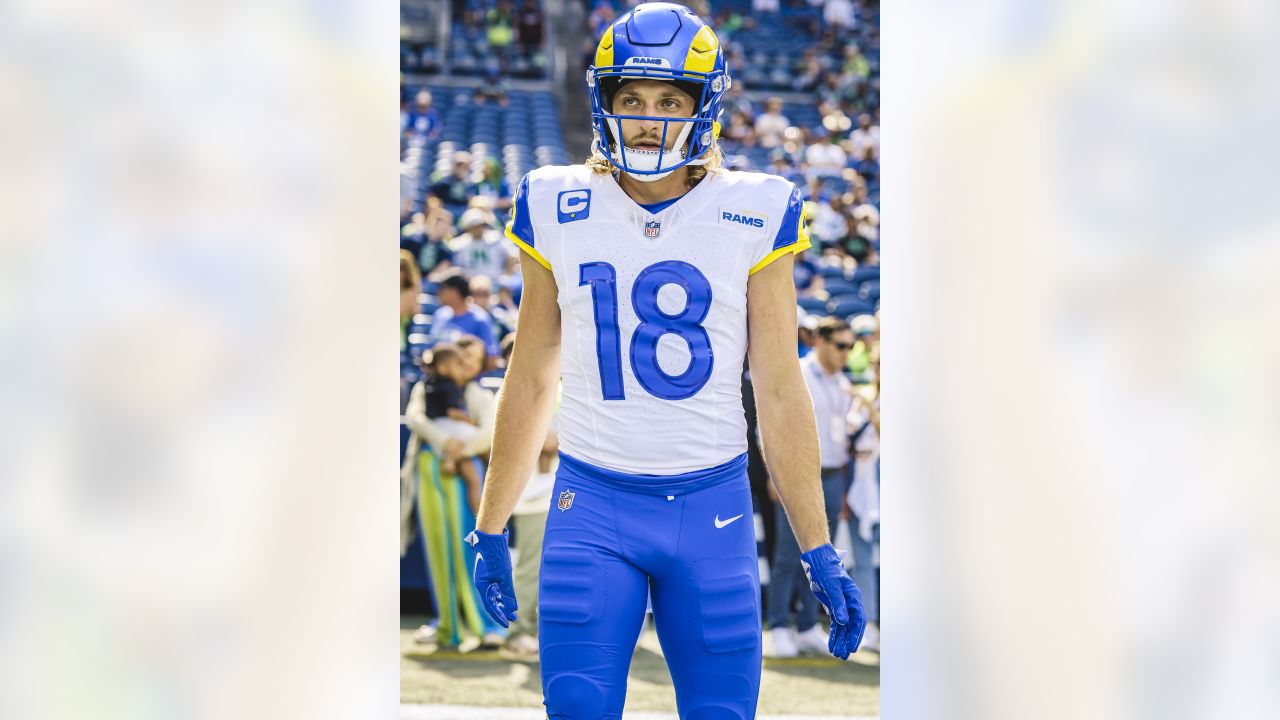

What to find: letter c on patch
left=557, top=189, right=591, bottom=223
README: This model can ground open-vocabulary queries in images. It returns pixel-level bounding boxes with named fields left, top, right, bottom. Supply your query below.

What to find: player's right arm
left=474, top=249, right=561, bottom=534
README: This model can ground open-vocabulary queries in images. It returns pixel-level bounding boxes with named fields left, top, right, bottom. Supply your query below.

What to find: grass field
left=401, top=615, right=880, bottom=718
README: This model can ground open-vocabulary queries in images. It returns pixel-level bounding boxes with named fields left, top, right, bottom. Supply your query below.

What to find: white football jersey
left=505, top=165, right=809, bottom=475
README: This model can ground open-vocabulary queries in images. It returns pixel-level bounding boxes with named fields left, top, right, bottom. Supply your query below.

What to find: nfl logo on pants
left=558, top=490, right=575, bottom=511
left=644, top=220, right=661, bottom=238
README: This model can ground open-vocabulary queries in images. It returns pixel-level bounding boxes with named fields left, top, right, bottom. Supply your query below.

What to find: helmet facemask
left=589, top=70, right=728, bottom=182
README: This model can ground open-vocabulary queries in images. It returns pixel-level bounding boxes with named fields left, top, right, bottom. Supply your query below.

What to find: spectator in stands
left=850, top=112, right=880, bottom=161
left=810, top=192, right=849, bottom=247
left=405, top=90, right=442, bottom=142
left=468, top=274, right=514, bottom=341
left=474, top=66, right=512, bottom=107
left=401, top=250, right=422, bottom=351
left=472, top=157, right=512, bottom=212
left=401, top=211, right=429, bottom=259
left=852, top=202, right=879, bottom=244
left=846, top=345, right=880, bottom=652
left=722, top=110, right=756, bottom=149
left=823, top=0, right=856, bottom=31
left=423, top=343, right=486, bottom=510
left=516, top=0, right=544, bottom=58
left=817, top=71, right=856, bottom=109
left=768, top=149, right=806, bottom=188
left=851, top=141, right=879, bottom=182
left=449, top=207, right=516, bottom=286
left=430, top=154, right=477, bottom=217
left=767, top=317, right=855, bottom=657
left=417, top=197, right=457, bottom=277
left=486, top=0, right=517, bottom=63
left=843, top=43, right=871, bottom=82
left=805, top=130, right=848, bottom=177
left=754, top=97, right=790, bottom=149
left=792, top=49, right=823, bottom=93
left=752, top=0, right=780, bottom=13
left=797, top=309, right=818, bottom=359
left=719, top=78, right=753, bottom=119
left=428, top=271, right=500, bottom=358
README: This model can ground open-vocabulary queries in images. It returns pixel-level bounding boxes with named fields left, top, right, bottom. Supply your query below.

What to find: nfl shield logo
left=644, top=220, right=661, bottom=238
left=558, top=490, right=575, bottom=511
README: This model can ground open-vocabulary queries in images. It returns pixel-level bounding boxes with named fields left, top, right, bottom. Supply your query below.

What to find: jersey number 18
left=579, top=260, right=714, bottom=401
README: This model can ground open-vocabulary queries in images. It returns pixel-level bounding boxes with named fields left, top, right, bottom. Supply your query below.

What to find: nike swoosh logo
left=714, top=514, right=744, bottom=529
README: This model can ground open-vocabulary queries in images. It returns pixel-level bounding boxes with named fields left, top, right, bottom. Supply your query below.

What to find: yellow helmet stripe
left=683, top=25, right=719, bottom=75
left=595, top=28, right=614, bottom=68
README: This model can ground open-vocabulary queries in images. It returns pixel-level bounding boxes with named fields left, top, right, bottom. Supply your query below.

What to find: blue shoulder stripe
left=509, top=174, right=536, bottom=247
left=772, top=184, right=804, bottom=251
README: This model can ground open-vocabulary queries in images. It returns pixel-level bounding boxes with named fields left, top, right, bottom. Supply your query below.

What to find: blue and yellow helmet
left=587, top=2, right=730, bottom=180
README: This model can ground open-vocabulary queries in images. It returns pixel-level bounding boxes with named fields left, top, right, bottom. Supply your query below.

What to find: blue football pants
left=538, top=461, right=761, bottom=720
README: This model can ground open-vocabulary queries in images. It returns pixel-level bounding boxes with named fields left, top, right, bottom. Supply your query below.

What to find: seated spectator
left=474, top=67, right=511, bottom=106
left=850, top=142, right=879, bottom=183
left=428, top=271, right=500, bottom=357
left=418, top=197, right=457, bottom=277
left=401, top=211, right=428, bottom=260
left=468, top=274, right=514, bottom=341
left=430, top=154, right=477, bottom=217
left=449, top=207, right=515, bottom=286
left=843, top=43, right=871, bottom=81
left=768, top=149, right=806, bottom=187
left=852, top=202, right=880, bottom=244
left=719, top=79, right=753, bottom=119
left=792, top=49, right=823, bottom=93
left=752, top=0, right=780, bottom=13
left=754, top=97, right=790, bottom=149
left=805, top=130, right=848, bottom=177
left=810, top=192, right=849, bottom=247
left=850, top=112, right=880, bottom=160
left=472, top=157, right=512, bottom=211
left=404, top=90, right=441, bottom=142
left=722, top=110, right=756, bottom=149
left=422, top=343, right=485, bottom=510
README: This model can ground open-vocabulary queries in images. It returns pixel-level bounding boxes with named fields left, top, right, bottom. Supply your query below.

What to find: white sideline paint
left=400, top=705, right=878, bottom=720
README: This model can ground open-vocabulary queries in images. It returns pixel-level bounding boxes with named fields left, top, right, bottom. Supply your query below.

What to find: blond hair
left=585, top=138, right=725, bottom=189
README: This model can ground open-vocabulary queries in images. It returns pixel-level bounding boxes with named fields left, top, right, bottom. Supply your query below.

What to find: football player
left=465, top=3, right=866, bottom=718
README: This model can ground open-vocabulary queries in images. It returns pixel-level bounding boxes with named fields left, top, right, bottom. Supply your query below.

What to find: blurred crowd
left=400, top=0, right=880, bottom=660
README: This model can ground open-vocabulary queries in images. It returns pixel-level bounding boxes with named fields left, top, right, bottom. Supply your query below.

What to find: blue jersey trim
left=772, top=184, right=805, bottom=251
left=509, top=175, right=536, bottom=246
left=557, top=451, right=748, bottom=496
left=637, top=194, right=684, bottom=215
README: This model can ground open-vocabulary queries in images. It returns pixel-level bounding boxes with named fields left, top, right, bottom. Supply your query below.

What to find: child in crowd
left=423, top=343, right=483, bottom=509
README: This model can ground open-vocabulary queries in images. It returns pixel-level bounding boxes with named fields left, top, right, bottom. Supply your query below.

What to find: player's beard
left=604, top=117, right=694, bottom=182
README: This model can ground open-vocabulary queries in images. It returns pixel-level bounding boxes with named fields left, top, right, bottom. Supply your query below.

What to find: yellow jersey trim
left=748, top=215, right=811, bottom=276
left=504, top=220, right=552, bottom=271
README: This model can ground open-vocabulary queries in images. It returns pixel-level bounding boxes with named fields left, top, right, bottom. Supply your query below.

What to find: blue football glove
left=464, top=528, right=518, bottom=628
left=800, top=543, right=867, bottom=660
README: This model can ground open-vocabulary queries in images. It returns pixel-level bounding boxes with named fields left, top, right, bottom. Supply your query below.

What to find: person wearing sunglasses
left=766, top=315, right=857, bottom=657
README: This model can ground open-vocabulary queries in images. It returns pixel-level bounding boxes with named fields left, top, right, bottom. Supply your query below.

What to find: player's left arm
left=749, top=253, right=868, bottom=658
left=746, top=253, right=829, bottom=553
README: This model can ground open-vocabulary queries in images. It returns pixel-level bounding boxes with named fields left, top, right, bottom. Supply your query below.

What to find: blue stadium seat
left=828, top=296, right=876, bottom=318
left=798, top=296, right=828, bottom=314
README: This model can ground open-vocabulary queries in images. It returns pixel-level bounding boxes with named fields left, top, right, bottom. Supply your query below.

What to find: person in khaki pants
left=505, top=412, right=558, bottom=656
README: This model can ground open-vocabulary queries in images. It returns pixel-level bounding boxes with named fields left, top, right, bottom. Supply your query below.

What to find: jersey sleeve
left=504, top=173, right=552, bottom=271
left=748, top=183, right=813, bottom=276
